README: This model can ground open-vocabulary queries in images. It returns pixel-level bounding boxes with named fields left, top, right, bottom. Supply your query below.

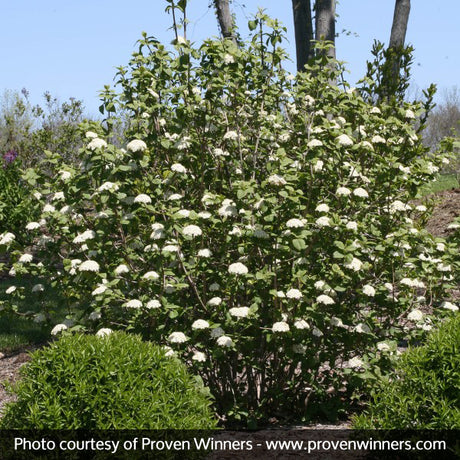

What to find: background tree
left=314, top=0, right=336, bottom=60
left=212, top=0, right=413, bottom=91
left=389, top=0, right=411, bottom=51
left=291, top=0, right=314, bottom=71
left=380, top=0, right=411, bottom=101
left=213, top=0, right=237, bottom=44
left=0, top=90, right=84, bottom=167
left=424, top=87, right=460, bottom=151
left=423, top=87, right=460, bottom=177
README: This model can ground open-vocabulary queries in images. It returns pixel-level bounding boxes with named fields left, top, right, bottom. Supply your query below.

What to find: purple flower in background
left=3, top=150, right=18, bottom=165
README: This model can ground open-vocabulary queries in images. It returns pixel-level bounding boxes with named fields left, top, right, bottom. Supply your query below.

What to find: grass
left=419, top=173, right=459, bottom=196
left=0, top=277, right=63, bottom=354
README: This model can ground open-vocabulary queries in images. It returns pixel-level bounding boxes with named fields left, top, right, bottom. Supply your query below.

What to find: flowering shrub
left=0, top=332, right=217, bottom=429
left=0, top=15, right=457, bottom=423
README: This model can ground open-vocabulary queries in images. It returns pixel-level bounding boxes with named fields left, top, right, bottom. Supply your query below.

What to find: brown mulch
left=425, top=188, right=460, bottom=237
left=0, top=349, right=32, bottom=415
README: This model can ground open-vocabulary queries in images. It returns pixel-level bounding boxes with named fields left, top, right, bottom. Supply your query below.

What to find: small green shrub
left=353, top=313, right=460, bottom=429
left=0, top=331, right=217, bottom=429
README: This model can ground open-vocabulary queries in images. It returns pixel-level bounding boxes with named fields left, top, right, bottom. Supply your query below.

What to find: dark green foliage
left=0, top=155, right=34, bottom=235
left=353, top=314, right=460, bottom=429
left=0, top=332, right=218, bottom=429
left=359, top=40, right=415, bottom=105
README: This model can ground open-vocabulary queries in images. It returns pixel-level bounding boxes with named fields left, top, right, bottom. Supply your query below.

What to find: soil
left=0, top=349, right=32, bottom=415
left=425, top=188, right=460, bottom=237
left=0, top=189, right=459, bottom=433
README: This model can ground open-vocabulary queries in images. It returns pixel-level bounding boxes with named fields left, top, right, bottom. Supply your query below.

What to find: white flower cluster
left=316, top=216, right=331, bottom=227
left=151, top=223, right=165, bottom=240
left=441, top=301, right=458, bottom=312
left=344, top=257, right=363, bottom=271
left=143, top=271, right=160, bottom=280
left=78, top=260, right=100, bottom=272
left=87, top=138, right=107, bottom=150
left=146, top=299, right=161, bottom=309
left=73, top=230, right=96, bottom=244
left=337, top=134, right=353, bottom=146
left=198, top=248, right=212, bottom=257
left=171, top=163, right=187, bottom=173
left=389, top=200, right=411, bottom=213
left=98, top=182, right=119, bottom=192
left=0, top=232, right=16, bottom=246
left=315, top=203, right=330, bottom=213
left=182, top=224, right=202, bottom=237
left=407, top=309, right=424, bottom=321
left=51, top=324, right=68, bottom=335
left=127, top=139, right=147, bottom=152
left=336, top=186, right=351, bottom=196
left=308, top=139, right=323, bottom=148
left=286, top=288, right=303, bottom=299
left=313, top=160, right=324, bottom=172
left=286, top=218, right=305, bottom=228
left=115, top=264, right=129, bottom=275
left=229, top=307, right=249, bottom=318
left=362, top=284, right=376, bottom=297
left=228, top=262, right=248, bottom=275
left=267, top=174, right=287, bottom=186
left=400, top=278, right=425, bottom=288
left=272, top=321, right=290, bottom=332
left=134, top=194, right=152, bottom=204
left=348, top=357, right=364, bottom=369
left=124, top=299, right=142, bottom=308
left=26, top=222, right=41, bottom=230
left=219, top=199, right=238, bottom=217
left=18, top=254, right=33, bottom=263
left=168, top=331, right=188, bottom=343
left=316, top=294, right=334, bottom=305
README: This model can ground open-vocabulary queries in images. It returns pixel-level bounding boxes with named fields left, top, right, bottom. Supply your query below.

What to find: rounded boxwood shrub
left=0, top=331, right=217, bottom=429
left=353, top=313, right=460, bottom=429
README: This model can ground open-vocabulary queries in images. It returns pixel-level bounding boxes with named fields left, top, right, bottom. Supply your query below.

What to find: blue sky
left=1, top=1, right=458, bottom=117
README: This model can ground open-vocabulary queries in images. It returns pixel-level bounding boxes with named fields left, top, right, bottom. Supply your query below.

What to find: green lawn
left=419, top=173, right=459, bottom=196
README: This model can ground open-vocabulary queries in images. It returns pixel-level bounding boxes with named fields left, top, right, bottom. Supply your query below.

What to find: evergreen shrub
left=0, top=331, right=217, bottom=429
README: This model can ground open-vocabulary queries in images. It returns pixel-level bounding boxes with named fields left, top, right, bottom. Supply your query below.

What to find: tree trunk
left=385, top=0, right=411, bottom=99
left=291, top=0, right=314, bottom=71
left=314, top=0, right=336, bottom=60
left=389, top=0, right=411, bottom=49
left=213, top=0, right=237, bottom=45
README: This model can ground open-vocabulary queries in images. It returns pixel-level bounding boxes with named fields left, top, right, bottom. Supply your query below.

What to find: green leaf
left=292, top=239, right=306, bottom=250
